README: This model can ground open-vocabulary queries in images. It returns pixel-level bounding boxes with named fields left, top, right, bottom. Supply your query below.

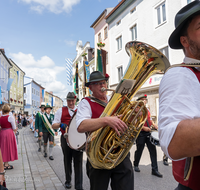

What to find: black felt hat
left=169, top=1, right=200, bottom=49
left=85, top=71, right=109, bottom=87
left=66, top=92, right=77, bottom=100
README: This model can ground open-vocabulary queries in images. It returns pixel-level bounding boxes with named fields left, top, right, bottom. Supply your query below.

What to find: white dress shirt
left=1, top=114, right=16, bottom=130
left=76, top=95, right=110, bottom=128
left=52, top=106, right=77, bottom=125
left=158, top=57, right=200, bottom=161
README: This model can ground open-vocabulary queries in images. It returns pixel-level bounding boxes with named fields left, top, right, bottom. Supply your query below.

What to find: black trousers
left=86, top=153, right=134, bottom=190
left=175, top=183, right=192, bottom=190
left=60, top=135, right=83, bottom=189
left=134, top=132, right=158, bottom=171
left=43, top=132, right=54, bottom=143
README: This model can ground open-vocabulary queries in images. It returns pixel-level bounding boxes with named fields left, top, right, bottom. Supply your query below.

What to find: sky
left=0, top=0, right=119, bottom=102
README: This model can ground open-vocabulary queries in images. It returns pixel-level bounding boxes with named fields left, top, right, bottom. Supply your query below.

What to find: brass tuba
left=86, top=41, right=170, bottom=169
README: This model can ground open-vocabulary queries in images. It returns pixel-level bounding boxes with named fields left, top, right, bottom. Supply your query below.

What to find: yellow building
left=9, top=59, right=25, bottom=113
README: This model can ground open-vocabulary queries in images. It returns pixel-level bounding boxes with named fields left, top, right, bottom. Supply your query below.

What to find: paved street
left=5, top=126, right=178, bottom=190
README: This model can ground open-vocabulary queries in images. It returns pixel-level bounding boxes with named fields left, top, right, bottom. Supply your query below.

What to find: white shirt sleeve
left=76, top=99, right=92, bottom=128
left=158, top=67, right=200, bottom=160
left=8, top=115, right=16, bottom=130
left=52, top=108, right=62, bottom=125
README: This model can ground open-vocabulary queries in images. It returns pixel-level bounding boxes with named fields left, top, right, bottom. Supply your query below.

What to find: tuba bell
left=86, top=41, right=170, bottom=169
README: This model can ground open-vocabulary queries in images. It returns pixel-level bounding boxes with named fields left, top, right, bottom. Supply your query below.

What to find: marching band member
left=35, top=103, right=45, bottom=152
left=76, top=71, right=134, bottom=190
left=159, top=1, right=200, bottom=189
left=52, top=92, right=83, bottom=190
left=38, top=105, right=57, bottom=160
left=133, top=95, right=162, bottom=177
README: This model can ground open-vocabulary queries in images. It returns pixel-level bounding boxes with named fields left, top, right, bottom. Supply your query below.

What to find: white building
left=72, top=40, right=95, bottom=101
left=104, top=0, right=194, bottom=123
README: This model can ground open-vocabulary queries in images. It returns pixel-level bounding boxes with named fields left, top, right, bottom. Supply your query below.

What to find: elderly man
left=52, top=92, right=83, bottom=190
left=76, top=71, right=134, bottom=190
left=159, top=1, right=200, bottom=190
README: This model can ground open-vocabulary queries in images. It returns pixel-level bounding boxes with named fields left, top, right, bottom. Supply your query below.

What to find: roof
left=9, top=58, right=26, bottom=75
left=32, top=79, right=45, bottom=89
left=90, top=8, right=114, bottom=28
left=105, top=0, right=126, bottom=19
left=0, top=49, right=12, bottom=67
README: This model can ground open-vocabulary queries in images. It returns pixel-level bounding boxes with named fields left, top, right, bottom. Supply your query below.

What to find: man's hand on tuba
left=105, top=116, right=128, bottom=136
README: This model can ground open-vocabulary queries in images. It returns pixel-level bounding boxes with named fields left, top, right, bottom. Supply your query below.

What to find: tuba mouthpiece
left=101, top=87, right=106, bottom=92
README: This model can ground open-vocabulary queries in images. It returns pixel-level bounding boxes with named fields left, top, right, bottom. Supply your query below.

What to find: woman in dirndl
left=0, top=104, right=18, bottom=170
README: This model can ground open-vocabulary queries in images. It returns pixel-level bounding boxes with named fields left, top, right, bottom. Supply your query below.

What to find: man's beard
left=188, top=36, right=200, bottom=60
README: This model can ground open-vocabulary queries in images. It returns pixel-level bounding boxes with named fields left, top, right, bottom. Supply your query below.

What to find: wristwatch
left=0, top=170, right=6, bottom=175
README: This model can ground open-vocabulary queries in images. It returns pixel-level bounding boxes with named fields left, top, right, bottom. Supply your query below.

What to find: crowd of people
left=1, top=2, right=200, bottom=189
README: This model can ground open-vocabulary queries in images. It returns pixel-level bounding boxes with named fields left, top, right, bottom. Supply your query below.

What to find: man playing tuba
left=76, top=71, right=134, bottom=190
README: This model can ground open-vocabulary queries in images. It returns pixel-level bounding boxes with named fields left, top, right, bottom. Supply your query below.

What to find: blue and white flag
left=7, top=78, right=14, bottom=91
left=65, top=58, right=73, bottom=86
left=0, top=86, right=2, bottom=104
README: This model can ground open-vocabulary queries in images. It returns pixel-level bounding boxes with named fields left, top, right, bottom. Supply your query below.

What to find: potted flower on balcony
left=97, top=42, right=105, bottom=48
left=10, top=98, right=13, bottom=102
left=18, top=100, right=20, bottom=103
left=14, top=100, right=17, bottom=103
left=21, top=101, right=23, bottom=104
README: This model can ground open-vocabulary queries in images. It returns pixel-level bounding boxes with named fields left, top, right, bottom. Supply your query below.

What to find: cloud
left=64, top=40, right=76, bottom=47
left=10, top=52, right=67, bottom=99
left=10, top=52, right=55, bottom=68
left=18, top=0, right=81, bottom=14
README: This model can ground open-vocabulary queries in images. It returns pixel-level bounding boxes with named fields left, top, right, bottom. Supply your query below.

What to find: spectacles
left=91, top=81, right=106, bottom=86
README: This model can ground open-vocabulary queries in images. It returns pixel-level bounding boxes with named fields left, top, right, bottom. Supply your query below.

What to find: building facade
left=24, top=78, right=43, bottom=115
left=91, top=8, right=113, bottom=79
left=105, top=0, right=194, bottom=123
left=72, top=40, right=95, bottom=101
left=9, top=59, right=25, bottom=113
left=0, top=49, right=12, bottom=106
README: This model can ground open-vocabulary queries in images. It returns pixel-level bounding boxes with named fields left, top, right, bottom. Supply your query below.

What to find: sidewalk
left=5, top=126, right=66, bottom=190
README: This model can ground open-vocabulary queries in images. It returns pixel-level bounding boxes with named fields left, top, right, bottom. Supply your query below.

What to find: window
left=106, top=52, right=108, bottom=65
left=156, top=2, right=166, bottom=25
left=98, top=33, right=101, bottom=43
left=116, top=20, right=121, bottom=26
left=130, top=7, right=136, bottom=14
left=159, top=46, right=169, bottom=59
left=24, top=87, right=26, bottom=93
left=187, top=0, right=193, bottom=4
left=32, top=100, right=34, bottom=105
left=104, top=27, right=108, bottom=39
left=32, top=88, right=34, bottom=94
left=118, top=66, right=123, bottom=82
left=130, top=25, right=137, bottom=41
left=24, top=100, right=26, bottom=106
left=116, top=36, right=122, bottom=51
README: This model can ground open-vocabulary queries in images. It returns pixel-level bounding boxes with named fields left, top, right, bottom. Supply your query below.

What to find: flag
left=75, top=62, right=79, bottom=94
left=17, top=71, right=20, bottom=87
left=7, top=78, right=14, bottom=91
left=65, top=58, right=73, bottom=86
left=96, top=49, right=103, bottom=73
left=0, top=86, right=2, bottom=104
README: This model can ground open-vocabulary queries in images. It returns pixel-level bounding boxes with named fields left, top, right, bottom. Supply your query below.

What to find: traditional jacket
left=172, top=66, right=200, bottom=190
left=35, top=111, right=44, bottom=130
left=39, top=112, right=57, bottom=133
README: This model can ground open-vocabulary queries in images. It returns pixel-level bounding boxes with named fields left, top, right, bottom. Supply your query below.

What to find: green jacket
left=35, top=111, right=44, bottom=130
left=38, top=113, right=57, bottom=133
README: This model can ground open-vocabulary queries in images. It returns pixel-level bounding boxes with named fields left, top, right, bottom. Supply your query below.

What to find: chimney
left=0, top=48, right=5, bottom=54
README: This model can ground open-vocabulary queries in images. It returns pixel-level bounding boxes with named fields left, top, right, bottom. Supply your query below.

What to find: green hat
left=66, top=92, right=77, bottom=100
left=39, top=102, right=46, bottom=108
left=85, top=71, right=109, bottom=87
left=44, top=105, right=52, bottom=110
left=169, top=1, right=200, bottom=49
left=137, top=94, right=147, bottom=101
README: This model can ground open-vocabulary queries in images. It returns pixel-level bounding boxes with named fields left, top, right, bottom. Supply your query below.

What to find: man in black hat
left=52, top=92, right=83, bottom=190
left=76, top=71, right=134, bottom=190
left=133, top=94, right=162, bottom=178
left=35, top=103, right=45, bottom=152
left=159, top=1, right=200, bottom=189
left=38, top=105, right=57, bottom=160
